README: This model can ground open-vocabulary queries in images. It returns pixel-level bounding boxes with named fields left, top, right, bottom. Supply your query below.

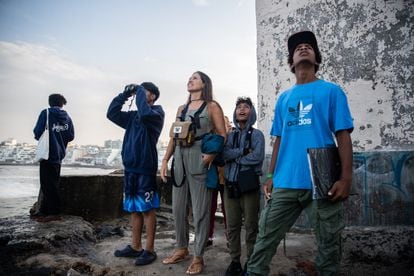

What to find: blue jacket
left=201, top=134, right=225, bottom=189
left=107, top=86, right=165, bottom=175
left=33, top=107, right=75, bottom=164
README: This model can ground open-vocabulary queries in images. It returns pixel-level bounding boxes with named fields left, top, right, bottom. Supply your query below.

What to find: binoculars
left=124, top=84, right=138, bottom=94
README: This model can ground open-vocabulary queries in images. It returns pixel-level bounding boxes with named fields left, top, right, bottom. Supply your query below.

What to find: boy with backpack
left=222, top=97, right=265, bottom=275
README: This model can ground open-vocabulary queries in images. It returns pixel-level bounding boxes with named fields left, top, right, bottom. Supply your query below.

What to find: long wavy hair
left=187, top=71, right=213, bottom=103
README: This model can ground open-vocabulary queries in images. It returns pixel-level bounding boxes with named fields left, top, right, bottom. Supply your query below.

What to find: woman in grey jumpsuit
left=160, top=71, right=226, bottom=275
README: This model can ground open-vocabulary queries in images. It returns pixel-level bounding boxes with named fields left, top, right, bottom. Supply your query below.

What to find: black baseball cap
left=288, top=31, right=322, bottom=67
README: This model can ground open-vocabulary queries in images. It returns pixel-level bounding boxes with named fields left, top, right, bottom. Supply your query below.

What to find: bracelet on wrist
left=266, top=173, right=273, bottom=179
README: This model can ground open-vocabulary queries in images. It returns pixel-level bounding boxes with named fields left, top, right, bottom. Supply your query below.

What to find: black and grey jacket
left=223, top=104, right=265, bottom=183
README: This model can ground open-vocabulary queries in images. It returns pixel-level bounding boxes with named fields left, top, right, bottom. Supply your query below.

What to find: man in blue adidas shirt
left=246, top=31, right=354, bottom=275
left=107, top=82, right=165, bottom=266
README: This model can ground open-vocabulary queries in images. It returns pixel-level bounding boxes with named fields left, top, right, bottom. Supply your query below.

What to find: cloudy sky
left=0, top=0, right=257, bottom=146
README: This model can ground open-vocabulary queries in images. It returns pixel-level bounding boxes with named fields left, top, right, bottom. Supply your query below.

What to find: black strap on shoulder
left=231, top=126, right=255, bottom=174
left=232, top=130, right=239, bottom=147
left=191, top=101, right=207, bottom=129
left=179, top=103, right=189, bottom=122
left=232, top=126, right=254, bottom=149
left=179, top=101, right=207, bottom=129
left=246, top=126, right=254, bottom=149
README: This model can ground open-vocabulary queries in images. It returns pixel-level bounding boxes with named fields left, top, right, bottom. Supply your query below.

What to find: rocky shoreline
left=1, top=209, right=414, bottom=276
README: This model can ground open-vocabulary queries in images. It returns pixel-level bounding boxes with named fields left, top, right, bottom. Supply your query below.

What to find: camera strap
left=127, top=95, right=136, bottom=111
left=171, top=157, right=187, bottom=188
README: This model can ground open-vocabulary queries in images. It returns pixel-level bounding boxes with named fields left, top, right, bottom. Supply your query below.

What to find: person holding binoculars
left=107, top=82, right=165, bottom=266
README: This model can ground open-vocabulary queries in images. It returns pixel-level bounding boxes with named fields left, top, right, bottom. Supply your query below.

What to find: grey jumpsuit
left=172, top=104, right=213, bottom=257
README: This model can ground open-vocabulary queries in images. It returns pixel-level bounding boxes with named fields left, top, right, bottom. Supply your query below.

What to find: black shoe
left=114, top=245, right=143, bottom=258
left=135, top=250, right=157, bottom=266
left=225, top=260, right=243, bottom=276
left=206, top=239, right=213, bottom=247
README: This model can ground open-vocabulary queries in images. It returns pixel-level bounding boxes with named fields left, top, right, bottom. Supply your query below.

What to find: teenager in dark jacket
left=108, top=82, right=165, bottom=266
left=223, top=97, right=265, bottom=275
left=33, top=93, right=74, bottom=222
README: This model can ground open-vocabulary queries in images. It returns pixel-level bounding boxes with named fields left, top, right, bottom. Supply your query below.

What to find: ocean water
left=0, top=165, right=116, bottom=218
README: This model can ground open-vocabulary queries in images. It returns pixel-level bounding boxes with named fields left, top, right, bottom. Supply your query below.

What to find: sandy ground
left=4, top=209, right=413, bottom=275
left=93, top=213, right=316, bottom=276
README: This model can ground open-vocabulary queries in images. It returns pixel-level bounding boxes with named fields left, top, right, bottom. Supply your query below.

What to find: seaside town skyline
left=0, top=137, right=169, bottom=168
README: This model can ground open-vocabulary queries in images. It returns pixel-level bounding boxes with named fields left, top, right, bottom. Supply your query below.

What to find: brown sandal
left=162, top=248, right=189, bottom=264
left=186, top=256, right=204, bottom=275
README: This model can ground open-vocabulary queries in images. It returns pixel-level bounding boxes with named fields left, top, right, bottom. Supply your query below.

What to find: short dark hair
left=49, top=94, right=67, bottom=107
left=236, top=96, right=253, bottom=108
left=141, top=82, right=160, bottom=102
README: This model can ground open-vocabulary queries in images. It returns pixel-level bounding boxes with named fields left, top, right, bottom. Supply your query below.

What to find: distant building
left=104, top=139, right=122, bottom=149
left=0, top=138, right=165, bottom=169
left=2, top=138, right=17, bottom=146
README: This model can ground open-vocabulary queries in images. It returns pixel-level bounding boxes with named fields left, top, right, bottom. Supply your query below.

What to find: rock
left=67, top=268, right=82, bottom=276
left=0, top=215, right=96, bottom=275
left=95, top=224, right=124, bottom=240
left=1, top=212, right=414, bottom=275
left=342, top=226, right=414, bottom=274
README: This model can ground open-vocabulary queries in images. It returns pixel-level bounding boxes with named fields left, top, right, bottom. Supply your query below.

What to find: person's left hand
left=123, top=84, right=137, bottom=97
left=263, top=178, right=273, bottom=200
left=328, top=178, right=352, bottom=202
left=202, top=153, right=215, bottom=168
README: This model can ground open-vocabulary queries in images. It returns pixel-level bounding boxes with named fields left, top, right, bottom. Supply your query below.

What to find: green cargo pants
left=247, top=188, right=344, bottom=276
left=223, top=188, right=260, bottom=262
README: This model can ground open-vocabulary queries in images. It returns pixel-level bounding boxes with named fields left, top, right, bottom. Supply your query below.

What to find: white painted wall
left=255, top=0, right=413, bottom=153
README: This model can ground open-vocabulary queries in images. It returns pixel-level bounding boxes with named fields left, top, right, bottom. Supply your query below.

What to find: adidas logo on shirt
left=287, top=101, right=313, bottom=127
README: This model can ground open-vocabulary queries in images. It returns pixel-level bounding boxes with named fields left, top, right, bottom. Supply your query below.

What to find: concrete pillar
left=255, top=0, right=413, bottom=152
left=255, top=0, right=414, bottom=227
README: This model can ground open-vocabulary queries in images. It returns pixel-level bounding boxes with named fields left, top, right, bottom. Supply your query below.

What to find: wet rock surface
left=1, top=211, right=413, bottom=275
left=0, top=215, right=97, bottom=275
left=341, top=226, right=414, bottom=275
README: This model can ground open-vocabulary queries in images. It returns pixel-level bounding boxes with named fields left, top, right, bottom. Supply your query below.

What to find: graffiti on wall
left=347, top=151, right=414, bottom=226
left=291, top=151, right=414, bottom=228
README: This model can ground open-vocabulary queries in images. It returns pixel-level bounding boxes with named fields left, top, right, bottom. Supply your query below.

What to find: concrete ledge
left=31, top=150, right=413, bottom=225
left=59, top=175, right=124, bottom=221
left=56, top=174, right=173, bottom=221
